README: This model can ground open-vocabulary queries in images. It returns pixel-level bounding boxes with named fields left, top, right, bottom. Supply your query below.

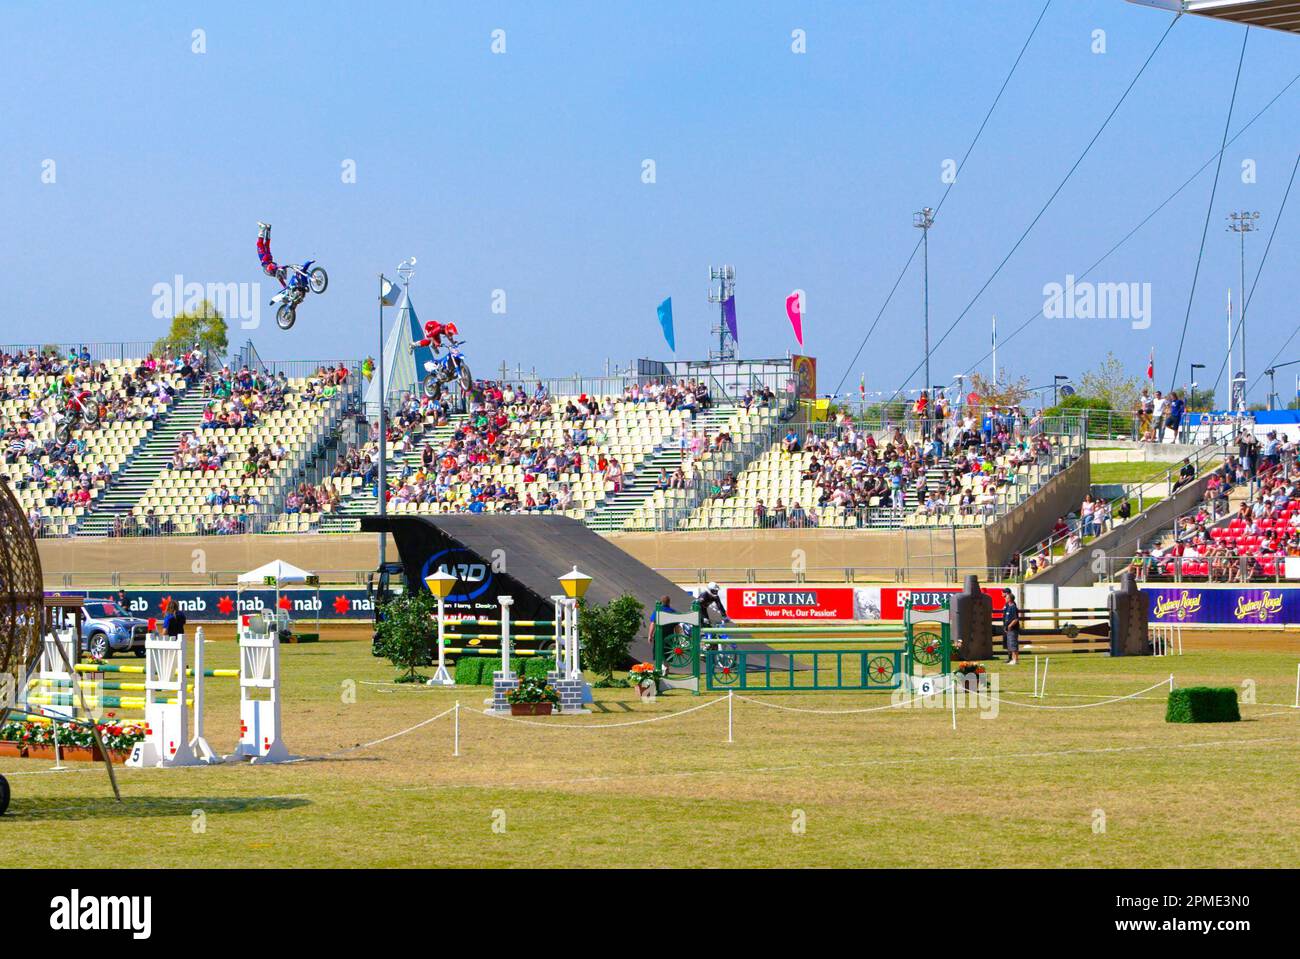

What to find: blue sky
left=0, top=1, right=1296, bottom=405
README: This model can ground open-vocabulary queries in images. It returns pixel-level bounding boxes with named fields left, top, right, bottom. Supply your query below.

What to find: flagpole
left=992, top=315, right=997, bottom=387
left=377, top=274, right=387, bottom=568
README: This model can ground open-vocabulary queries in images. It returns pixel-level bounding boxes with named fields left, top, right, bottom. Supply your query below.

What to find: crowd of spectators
left=726, top=405, right=1056, bottom=529
left=322, top=377, right=727, bottom=516
left=1130, top=439, right=1300, bottom=582
left=1, top=345, right=206, bottom=536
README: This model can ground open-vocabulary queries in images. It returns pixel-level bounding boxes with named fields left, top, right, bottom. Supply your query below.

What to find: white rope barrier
left=982, top=677, right=1174, bottom=710
left=732, top=688, right=932, bottom=715
left=469, top=695, right=727, bottom=729
left=333, top=704, right=460, bottom=754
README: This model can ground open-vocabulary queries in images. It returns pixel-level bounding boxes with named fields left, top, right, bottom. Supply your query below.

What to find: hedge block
left=524, top=657, right=557, bottom=681
left=454, top=657, right=488, bottom=686
left=1165, top=687, right=1240, bottom=724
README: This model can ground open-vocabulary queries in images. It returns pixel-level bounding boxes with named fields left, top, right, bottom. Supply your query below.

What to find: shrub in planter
left=1165, top=687, right=1240, bottom=724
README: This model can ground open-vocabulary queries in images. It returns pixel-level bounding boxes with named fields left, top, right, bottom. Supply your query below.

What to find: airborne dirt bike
left=270, top=260, right=329, bottom=330
left=421, top=345, right=474, bottom=399
left=55, top=390, right=101, bottom=444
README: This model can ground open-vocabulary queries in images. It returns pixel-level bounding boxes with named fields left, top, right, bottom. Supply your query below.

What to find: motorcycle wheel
left=457, top=362, right=473, bottom=392
left=308, top=267, right=329, bottom=294
left=57, top=423, right=72, bottom=445
left=276, top=304, right=297, bottom=330
left=83, top=405, right=100, bottom=426
left=424, top=377, right=443, bottom=400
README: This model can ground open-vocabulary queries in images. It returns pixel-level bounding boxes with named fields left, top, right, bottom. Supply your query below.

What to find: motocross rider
left=409, top=320, right=461, bottom=354
left=256, top=222, right=287, bottom=288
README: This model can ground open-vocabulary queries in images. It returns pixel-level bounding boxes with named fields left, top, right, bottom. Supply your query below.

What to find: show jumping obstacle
left=22, top=614, right=292, bottom=768
left=652, top=597, right=953, bottom=694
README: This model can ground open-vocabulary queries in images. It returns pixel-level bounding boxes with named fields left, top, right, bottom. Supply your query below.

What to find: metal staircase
left=315, top=417, right=465, bottom=533
left=75, top=390, right=209, bottom=536
left=585, top=405, right=738, bottom=532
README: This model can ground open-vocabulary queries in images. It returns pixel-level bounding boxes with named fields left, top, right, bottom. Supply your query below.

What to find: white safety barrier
left=1151, top=624, right=1183, bottom=657
left=224, top=612, right=295, bottom=764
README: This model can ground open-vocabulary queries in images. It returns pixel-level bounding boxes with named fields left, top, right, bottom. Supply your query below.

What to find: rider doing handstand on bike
left=256, top=222, right=287, bottom=288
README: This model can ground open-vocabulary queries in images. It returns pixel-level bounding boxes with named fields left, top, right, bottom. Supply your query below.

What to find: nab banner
left=46, top=588, right=377, bottom=622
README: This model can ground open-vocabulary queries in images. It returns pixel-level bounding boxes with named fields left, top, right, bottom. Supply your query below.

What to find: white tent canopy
left=238, top=560, right=318, bottom=587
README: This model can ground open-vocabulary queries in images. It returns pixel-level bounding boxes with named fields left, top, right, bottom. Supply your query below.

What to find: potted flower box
left=954, top=662, right=988, bottom=691
left=629, top=662, right=663, bottom=701
left=506, top=676, right=560, bottom=716
left=0, top=741, right=27, bottom=759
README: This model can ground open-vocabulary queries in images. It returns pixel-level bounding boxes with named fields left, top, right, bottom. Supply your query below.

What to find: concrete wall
left=1031, top=472, right=1211, bottom=588
left=984, top=456, right=1091, bottom=568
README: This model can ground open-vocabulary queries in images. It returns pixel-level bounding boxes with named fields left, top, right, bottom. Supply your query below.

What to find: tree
left=373, top=591, right=437, bottom=682
left=155, top=300, right=229, bottom=357
left=1185, top=386, right=1216, bottom=412
left=1077, top=352, right=1142, bottom=412
left=966, top=371, right=1030, bottom=410
left=576, top=594, right=645, bottom=682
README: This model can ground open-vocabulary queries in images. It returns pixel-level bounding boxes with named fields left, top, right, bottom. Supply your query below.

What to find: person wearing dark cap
left=1001, top=589, right=1021, bottom=666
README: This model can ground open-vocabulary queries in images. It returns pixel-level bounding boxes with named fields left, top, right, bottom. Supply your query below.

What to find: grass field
left=1089, top=461, right=1176, bottom=485
left=3, top=628, right=1298, bottom=868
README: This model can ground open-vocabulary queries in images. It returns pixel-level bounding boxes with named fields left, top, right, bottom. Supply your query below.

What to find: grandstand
left=0, top=348, right=197, bottom=537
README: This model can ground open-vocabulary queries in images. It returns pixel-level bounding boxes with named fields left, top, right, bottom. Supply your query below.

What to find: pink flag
left=786, top=290, right=804, bottom=347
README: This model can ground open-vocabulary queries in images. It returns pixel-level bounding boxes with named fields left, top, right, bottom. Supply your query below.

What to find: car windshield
left=89, top=602, right=127, bottom=618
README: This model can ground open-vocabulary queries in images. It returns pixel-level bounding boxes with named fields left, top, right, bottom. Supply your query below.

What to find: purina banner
left=723, top=585, right=1006, bottom=622
left=1146, top=587, right=1300, bottom=626
left=46, top=588, right=377, bottom=622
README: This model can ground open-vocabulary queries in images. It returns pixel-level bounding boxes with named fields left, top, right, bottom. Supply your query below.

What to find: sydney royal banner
left=1146, top=586, right=1299, bottom=626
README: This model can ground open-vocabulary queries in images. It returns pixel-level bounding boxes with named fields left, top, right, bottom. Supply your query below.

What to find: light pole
left=1189, top=363, right=1205, bottom=405
left=1227, top=211, right=1260, bottom=389
left=914, top=208, right=935, bottom=436
left=1053, top=375, right=1069, bottom=408
left=376, top=273, right=403, bottom=566
left=1263, top=360, right=1300, bottom=411
left=424, top=570, right=457, bottom=687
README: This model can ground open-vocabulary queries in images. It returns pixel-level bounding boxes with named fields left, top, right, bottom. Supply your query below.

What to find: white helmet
left=707, top=582, right=719, bottom=593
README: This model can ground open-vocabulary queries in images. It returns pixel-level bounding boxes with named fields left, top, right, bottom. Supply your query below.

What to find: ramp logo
left=421, top=548, right=493, bottom=602
left=50, top=890, right=151, bottom=939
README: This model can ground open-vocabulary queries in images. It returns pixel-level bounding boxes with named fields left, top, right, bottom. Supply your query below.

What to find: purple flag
left=723, top=294, right=738, bottom=342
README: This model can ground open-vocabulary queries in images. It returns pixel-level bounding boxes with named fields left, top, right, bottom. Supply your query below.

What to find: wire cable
left=829, top=0, right=1055, bottom=398
left=883, top=16, right=1180, bottom=406
left=957, top=67, right=1300, bottom=376
left=1168, top=27, right=1250, bottom=395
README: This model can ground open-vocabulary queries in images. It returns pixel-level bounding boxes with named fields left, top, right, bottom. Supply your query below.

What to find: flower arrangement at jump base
left=0, top=720, right=145, bottom=763
left=505, top=676, right=560, bottom=716
left=628, top=663, right=663, bottom=700
left=953, top=662, right=988, bottom=691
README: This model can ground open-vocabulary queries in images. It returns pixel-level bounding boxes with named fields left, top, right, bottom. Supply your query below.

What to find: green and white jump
left=653, top=598, right=954, bottom=694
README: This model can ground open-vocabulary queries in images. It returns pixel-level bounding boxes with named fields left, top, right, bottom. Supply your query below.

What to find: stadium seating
left=0, top=356, right=187, bottom=536
left=127, top=378, right=348, bottom=535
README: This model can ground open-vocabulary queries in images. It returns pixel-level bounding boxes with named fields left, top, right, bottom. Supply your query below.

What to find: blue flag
left=723, top=294, right=738, bottom=342
left=657, top=297, right=675, bottom=352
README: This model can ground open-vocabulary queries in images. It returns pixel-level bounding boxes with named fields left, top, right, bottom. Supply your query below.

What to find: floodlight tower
left=707, top=265, right=737, bottom=361
left=1227, top=211, right=1260, bottom=395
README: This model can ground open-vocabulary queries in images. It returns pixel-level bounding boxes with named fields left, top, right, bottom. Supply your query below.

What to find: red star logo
left=217, top=595, right=235, bottom=616
left=332, top=595, right=351, bottom=615
left=278, top=595, right=292, bottom=611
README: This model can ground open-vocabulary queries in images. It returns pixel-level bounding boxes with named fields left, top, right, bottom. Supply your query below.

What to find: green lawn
left=3, top=637, right=1297, bottom=868
left=1090, top=461, right=1175, bottom=485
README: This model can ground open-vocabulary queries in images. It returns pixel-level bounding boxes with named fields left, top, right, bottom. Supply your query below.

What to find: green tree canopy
left=1077, top=352, right=1143, bottom=411
left=154, top=300, right=229, bottom=357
